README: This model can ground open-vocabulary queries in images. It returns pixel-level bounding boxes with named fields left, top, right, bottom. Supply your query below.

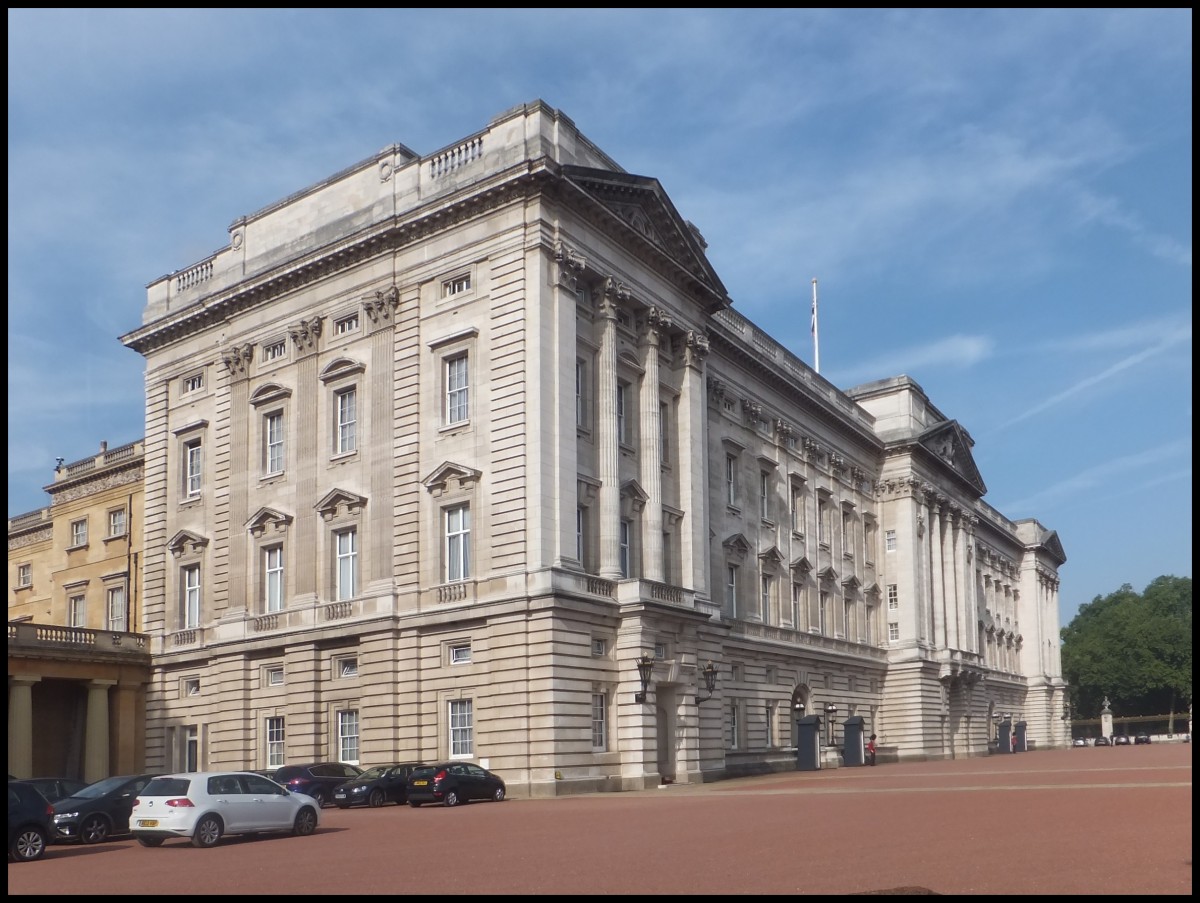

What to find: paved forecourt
left=8, top=743, right=1191, bottom=896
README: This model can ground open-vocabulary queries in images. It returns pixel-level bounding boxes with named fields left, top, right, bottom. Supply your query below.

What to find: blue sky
left=8, top=9, right=1191, bottom=627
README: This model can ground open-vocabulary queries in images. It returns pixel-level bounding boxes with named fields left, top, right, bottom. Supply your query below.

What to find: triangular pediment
left=790, top=555, right=813, bottom=576
left=817, top=565, right=839, bottom=584
left=561, top=166, right=729, bottom=313
left=722, top=533, right=751, bottom=560
left=246, top=506, right=294, bottom=536
left=167, top=529, right=209, bottom=557
left=758, top=545, right=785, bottom=565
left=841, top=574, right=862, bottom=590
left=422, top=462, right=482, bottom=496
left=1037, top=529, right=1067, bottom=566
left=917, top=421, right=986, bottom=496
left=314, top=488, right=368, bottom=518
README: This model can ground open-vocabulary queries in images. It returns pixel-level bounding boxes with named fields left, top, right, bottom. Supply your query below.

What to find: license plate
left=138, top=819, right=159, bottom=827
left=412, top=780, right=428, bottom=786
left=335, top=793, right=346, bottom=799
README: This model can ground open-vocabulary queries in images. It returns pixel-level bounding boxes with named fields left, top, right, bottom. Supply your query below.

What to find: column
left=597, top=279, right=623, bottom=580
left=84, top=679, right=117, bottom=783
left=943, top=506, right=959, bottom=652
left=8, top=675, right=40, bottom=778
left=639, top=308, right=669, bottom=583
left=291, top=318, right=322, bottom=601
left=679, top=331, right=710, bottom=601
left=929, top=496, right=945, bottom=649
left=113, top=681, right=145, bottom=774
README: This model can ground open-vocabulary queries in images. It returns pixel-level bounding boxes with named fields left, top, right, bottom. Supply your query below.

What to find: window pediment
left=841, top=574, right=862, bottom=590
left=790, top=555, right=813, bottom=577
left=319, top=358, right=366, bottom=383
left=315, top=488, right=368, bottom=519
left=722, top=533, right=751, bottom=562
left=817, top=565, right=839, bottom=584
left=172, top=419, right=209, bottom=436
left=168, top=529, right=210, bottom=558
left=758, top=545, right=785, bottom=566
left=577, top=475, right=601, bottom=507
left=423, top=462, right=483, bottom=497
left=249, top=383, right=293, bottom=407
left=720, top=436, right=746, bottom=454
left=246, top=506, right=294, bottom=537
left=620, top=480, right=648, bottom=516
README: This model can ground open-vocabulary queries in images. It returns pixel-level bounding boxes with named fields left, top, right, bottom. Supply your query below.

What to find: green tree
left=1061, top=576, right=1192, bottom=720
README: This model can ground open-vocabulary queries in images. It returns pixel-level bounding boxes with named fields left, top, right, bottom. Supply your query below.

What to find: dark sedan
left=271, top=763, right=362, bottom=808
left=11, top=778, right=89, bottom=804
left=9, top=780, right=55, bottom=862
left=1134, top=733, right=1152, bottom=745
left=334, top=763, right=428, bottom=809
left=1113, top=734, right=1132, bottom=746
left=52, top=774, right=160, bottom=844
left=406, top=762, right=506, bottom=808
left=1093, top=736, right=1111, bottom=747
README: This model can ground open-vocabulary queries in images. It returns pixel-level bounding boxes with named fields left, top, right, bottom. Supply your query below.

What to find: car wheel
left=492, top=786, right=506, bottom=802
left=444, top=790, right=460, bottom=808
left=80, top=814, right=111, bottom=845
left=292, top=807, right=318, bottom=837
left=408, top=801, right=421, bottom=808
left=137, top=837, right=165, bottom=848
left=191, top=815, right=223, bottom=848
left=11, top=826, right=47, bottom=862
left=368, top=789, right=385, bottom=808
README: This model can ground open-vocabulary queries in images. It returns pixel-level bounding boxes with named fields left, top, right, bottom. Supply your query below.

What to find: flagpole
left=811, top=278, right=820, bottom=374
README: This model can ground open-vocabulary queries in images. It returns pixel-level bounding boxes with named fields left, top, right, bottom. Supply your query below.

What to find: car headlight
left=55, top=812, right=79, bottom=821
left=351, top=785, right=367, bottom=793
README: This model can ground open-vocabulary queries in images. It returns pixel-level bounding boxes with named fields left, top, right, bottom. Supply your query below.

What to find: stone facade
left=118, top=100, right=1067, bottom=796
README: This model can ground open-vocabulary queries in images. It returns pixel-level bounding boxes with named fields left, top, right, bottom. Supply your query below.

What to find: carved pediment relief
left=167, top=529, right=209, bottom=558
left=246, top=507, right=294, bottom=538
left=917, top=420, right=986, bottom=496
left=422, top=462, right=482, bottom=497
left=315, top=488, right=368, bottom=519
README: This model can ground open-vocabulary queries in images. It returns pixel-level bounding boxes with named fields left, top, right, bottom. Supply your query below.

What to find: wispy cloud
left=830, top=335, right=995, bottom=386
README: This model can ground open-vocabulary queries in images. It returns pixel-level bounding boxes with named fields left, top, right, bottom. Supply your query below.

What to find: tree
left=1060, top=575, right=1192, bottom=720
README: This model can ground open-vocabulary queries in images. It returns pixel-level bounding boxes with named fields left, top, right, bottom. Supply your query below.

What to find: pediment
left=315, top=488, right=368, bottom=518
left=246, top=506, right=294, bottom=536
left=917, top=421, right=986, bottom=496
left=722, top=533, right=751, bottom=561
left=817, top=565, right=839, bottom=584
left=422, top=462, right=482, bottom=496
left=863, top=582, right=881, bottom=597
left=167, top=529, right=209, bottom=557
left=249, top=383, right=293, bottom=407
left=318, top=357, right=366, bottom=383
left=1036, top=529, right=1067, bottom=566
left=790, top=555, right=813, bottom=576
left=620, top=479, right=649, bottom=504
left=758, top=545, right=785, bottom=565
left=841, top=574, right=862, bottom=590
left=561, top=166, right=729, bottom=313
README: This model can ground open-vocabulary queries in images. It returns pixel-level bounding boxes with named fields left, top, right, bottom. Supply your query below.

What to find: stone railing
left=727, top=619, right=888, bottom=660
left=429, top=136, right=484, bottom=179
left=174, top=258, right=214, bottom=292
left=7, top=622, right=149, bottom=658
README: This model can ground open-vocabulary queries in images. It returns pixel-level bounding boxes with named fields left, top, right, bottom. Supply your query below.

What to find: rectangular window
left=334, top=313, right=359, bottom=335
left=654, top=642, right=667, bottom=660
left=184, top=725, right=199, bottom=772
left=725, top=455, right=738, bottom=506
left=184, top=439, right=203, bottom=498
left=445, top=354, right=469, bottom=424
left=888, top=622, right=900, bottom=642
left=842, top=597, right=852, bottom=639
left=265, top=546, right=284, bottom=612
left=182, top=373, right=204, bottom=394
left=886, top=529, right=897, bottom=552
left=616, top=381, right=630, bottom=444
left=449, top=699, right=474, bottom=757
left=660, top=401, right=670, bottom=463
left=445, top=505, right=471, bottom=582
left=725, top=565, right=738, bottom=616
left=791, top=581, right=803, bottom=628
left=338, top=656, right=358, bottom=678
left=182, top=565, right=201, bottom=629
left=71, top=518, right=88, bottom=547
left=443, top=273, right=471, bottom=297
left=591, top=692, right=608, bottom=751
left=662, top=531, right=671, bottom=585
left=264, top=411, right=285, bottom=474
left=618, top=519, right=631, bottom=578
left=335, top=388, right=357, bottom=454
left=888, top=584, right=899, bottom=611
left=576, top=507, right=586, bottom=566
left=766, top=701, right=776, bottom=748
left=819, top=591, right=829, bottom=635
left=450, top=643, right=472, bottom=664
left=335, top=528, right=358, bottom=601
left=262, top=340, right=286, bottom=361
left=575, top=359, right=588, bottom=429
left=108, top=509, right=127, bottom=538
left=760, top=472, right=770, bottom=519
left=337, top=710, right=360, bottom=764
left=68, top=594, right=86, bottom=627
left=185, top=678, right=201, bottom=697
left=730, top=703, right=740, bottom=750
left=842, top=509, right=854, bottom=557
left=107, top=586, right=127, bottom=631
left=817, top=500, right=829, bottom=545
left=591, top=638, right=607, bottom=657
left=266, top=716, right=285, bottom=767
left=760, top=574, right=773, bottom=622
left=791, top=487, right=805, bottom=533
left=265, top=666, right=285, bottom=687
left=17, top=563, right=32, bottom=587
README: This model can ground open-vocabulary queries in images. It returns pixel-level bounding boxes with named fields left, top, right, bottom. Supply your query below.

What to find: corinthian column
left=930, top=496, right=946, bottom=649
left=597, top=279, right=623, bottom=580
left=679, top=330, right=710, bottom=601
left=639, top=308, right=670, bottom=582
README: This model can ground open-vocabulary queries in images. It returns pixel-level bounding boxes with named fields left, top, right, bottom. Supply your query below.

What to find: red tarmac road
left=8, top=743, right=1191, bottom=895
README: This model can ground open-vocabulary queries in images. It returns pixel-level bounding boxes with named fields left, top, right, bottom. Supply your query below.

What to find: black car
left=272, top=763, right=363, bottom=808
left=12, top=778, right=89, bottom=803
left=1093, top=736, right=1111, bottom=747
left=334, top=763, right=428, bottom=809
left=405, top=763, right=506, bottom=808
left=51, top=774, right=160, bottom=844
left=1134, top=733, right=1152, bottom=745
left=1113, top=734, right=1132, bottom=746
left=9, top=780, right=55, bottom=862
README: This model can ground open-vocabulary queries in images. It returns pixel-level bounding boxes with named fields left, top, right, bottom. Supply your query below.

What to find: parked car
left=9, top=780, right=55, bottom=862
left=334, top=763, right=428, bottom=808
left=52, top=774, right=161, bottom=844
left=1071, top=737, right=1088, bottom=748
left=1113, top=734, right=1132, bottom=746
left=405, top=763, right=506, bottom=808
left=1093, top=737, right=1111, bottom=747
left=131, top=772, right=320, bottom=848
left=271, top=763, right=362, bottom=808
left=1134, top=733, right=1152, bottom=745
left=12, top=778, right=89, bottom=803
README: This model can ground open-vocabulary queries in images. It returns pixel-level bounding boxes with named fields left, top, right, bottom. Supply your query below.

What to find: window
left=264, top=546, right=285, bottom=612
left=449, top=643, right=472, bottom=664
left=842, top=508, right=854, bottom=557
left=182, top=372, right=204, bottom=394
left=445, top=353, right=469, bottom=424
left=616, top=381, right=630, bottom=445
left=725, top=565, right=738, bottom=616
left=725, top=455, right=738, bottom=506
left=759, top=472, right=770, bottom=520
left=888, top=622, right=900, bottom=642
left=108, top=509, right=127, bottom=538
left=818, top=591, right=829, bottom=635
left=17, top=564, right=31, bottom=587
left=68, top=594, right=86, bottom=627
left=184, top=678, right=201, bottom=697
left=338, top=656, right=359, bottom=678
left=449, top=699, right=474, bottom=757
left=576, top=358, right=589, bottom=429
left=334, top=313, right=359, bottom=335
left=445, top=505, right=471, bottom=582
left=335, top=388, right=357, bottom=454
left=262, top=340, right=286, bottom=362
left=443, top=273, right=471, bottom=297
left=70, top=518, right=88, bottom=547
left=184, top=725, right=199, bottom=772
left=660, top=402, right=670, bottom=463
left=662, top=531, right=672, bottom=585
left=618, top=519, right=631, bottom=578
left=264, top=411, right=285, bottom=474
left=576, top=507, right=586, bottom=566
left=766, top=701, right=777, bottom=748
left=730, top=703, right=740, bottom=750
left=842, top=596, right=852, bottom=638
left=591, top=692, right=608, bottom=751
left=337, top=710, right=360, bottom=764
left=885, top=529, right=897, bottom=552
left=335, top=528, right=358, bottom=601
left=265, top=666, right=285, bottom=687
left=591, top=638, right=607, bottom=657
left=266, top=716, right=285, bottom=767
left=654, top=643, right=667, bottom=660
left=184, top=438, right=203, bottom=498
left=791, top=486, right=805, bottom=533
left=107, top=586, right=127, bottom=631
left=760, top=575, right=773, bottom=622
left=791, top=581, right=803, bottom=628
left=817, top=499, right=829, bottom=546
left=888, top=584, right=899, bottom=610
left=181, top=564, right=201, bottom=629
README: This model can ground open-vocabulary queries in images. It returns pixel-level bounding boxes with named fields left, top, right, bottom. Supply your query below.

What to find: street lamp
left=824, top=702, right=838, bottom=747
left=634, top=653, right=655, bottom=704
left=696, top=661, right=719, bottom=705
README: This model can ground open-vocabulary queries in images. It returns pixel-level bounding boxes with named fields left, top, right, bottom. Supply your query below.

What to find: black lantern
left=824, top=702, right=838, bottom=747
left=793, top=701, right=806, bottom=717
left=634, top=653, right=655, bottom=704
left=696, top=661, right=719, bottom=704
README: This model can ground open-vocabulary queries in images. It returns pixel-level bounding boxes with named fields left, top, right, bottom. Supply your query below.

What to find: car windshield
left=141, top=777, right=191, bottom=796
left=74, top=776, right=133, bottom=798
left=273, top=767, right=303, bottom=780
left=409, top=766, right=437, bottom=778
left=357, top=766, right=389, bottom=780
